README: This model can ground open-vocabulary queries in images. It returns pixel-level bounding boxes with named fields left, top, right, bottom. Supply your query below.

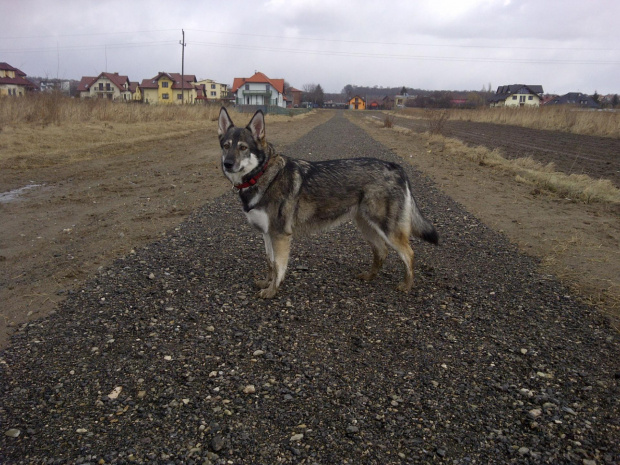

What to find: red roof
left=76, top=72, right=130, bottom=93
left=76, top=76, right=96, bottom=92
left=0, top=62, right=36, bottom=89
left=231, top=71, right=285, bottom=94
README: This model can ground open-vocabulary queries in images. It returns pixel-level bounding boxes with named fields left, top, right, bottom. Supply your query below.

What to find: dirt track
left=1, top=111, right=618, bottom=464
left=390, top=116, right=620, bottom=187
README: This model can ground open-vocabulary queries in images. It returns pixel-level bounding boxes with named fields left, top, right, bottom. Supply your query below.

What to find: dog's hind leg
left=258, top=234, right=291, bottom=299
left=387, top=228, right=415, bottom=292
left=355, top=215, right=388, bottom=281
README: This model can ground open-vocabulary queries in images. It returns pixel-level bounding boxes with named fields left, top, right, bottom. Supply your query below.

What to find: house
left=394, top=94, right=408, bottom=108
left=0, top=62, right=37, bottom=97
left=368, top=100, right=380, bottom=110
left=545, top=92, right=601, bottom=109
left=128, top=81, right=141, bottom=102
left=488, top=84, right=544, bottom=107
left=196, top=79, right=229, bottom=102
left=231, top=71, right=286, bottom=108
left=287, top=87, right=303, bottom=108
left=140, top=72, right=203, bottom=104
left=382, top=95, right=394, bottom=110
left=76, top=72, right=137, bottom=101
left=349, top=95, right=366, bottom=110
left=40, top=80, right=71, bottom=94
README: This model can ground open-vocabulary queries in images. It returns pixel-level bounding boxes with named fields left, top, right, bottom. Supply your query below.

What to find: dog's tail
left=408, top=184, right=439, bottom=245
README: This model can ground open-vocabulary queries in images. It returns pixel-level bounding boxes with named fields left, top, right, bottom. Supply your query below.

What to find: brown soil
left=1, top=109, right=618, bottom=349
left=388, top=115, right=620, bottom=188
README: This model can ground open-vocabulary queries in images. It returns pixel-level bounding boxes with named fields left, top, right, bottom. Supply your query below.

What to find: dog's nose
left=223, top=159, right=235, bottom=171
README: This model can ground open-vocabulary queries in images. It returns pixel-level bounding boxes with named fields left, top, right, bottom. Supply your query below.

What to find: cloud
left=1, top=0, right=618, bottom=94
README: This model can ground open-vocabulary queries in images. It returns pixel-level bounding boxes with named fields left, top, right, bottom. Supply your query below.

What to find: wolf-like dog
left=217, top=107, right=438, bottom=298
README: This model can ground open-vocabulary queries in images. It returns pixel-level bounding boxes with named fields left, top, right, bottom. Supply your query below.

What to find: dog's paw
left=397, top=281, right=413, bottom=292
left=357, top=271, right=377, bottom=282
left=257, top=287, right=278, bottom=299
left=254, top=278, right=271, bottom=289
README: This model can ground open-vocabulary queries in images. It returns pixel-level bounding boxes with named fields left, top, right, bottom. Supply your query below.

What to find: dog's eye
left=223, top=142, right=231, bottom=150
left=238, top=143, right=248, bottom=151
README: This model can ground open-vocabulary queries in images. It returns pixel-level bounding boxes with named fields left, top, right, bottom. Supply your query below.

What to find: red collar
left=235, top=169, right=265, bottom=190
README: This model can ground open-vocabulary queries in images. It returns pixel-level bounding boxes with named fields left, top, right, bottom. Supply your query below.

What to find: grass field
left=0, top=94, right=301, bottom=170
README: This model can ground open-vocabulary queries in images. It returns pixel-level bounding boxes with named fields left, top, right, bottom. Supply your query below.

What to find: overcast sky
left=2, top=0, right=618, bottom=95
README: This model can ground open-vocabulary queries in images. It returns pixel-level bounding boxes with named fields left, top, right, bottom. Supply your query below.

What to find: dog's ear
left=246, top=110, right=265, bottom=144
left=218, top=107, right=234, bottom=137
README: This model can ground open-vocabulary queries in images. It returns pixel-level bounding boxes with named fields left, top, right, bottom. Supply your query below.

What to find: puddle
left=0, top=184, right=43, bottom=203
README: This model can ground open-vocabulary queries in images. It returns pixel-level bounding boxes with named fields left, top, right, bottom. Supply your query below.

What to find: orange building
left=348, top=95, right=366, bottom=110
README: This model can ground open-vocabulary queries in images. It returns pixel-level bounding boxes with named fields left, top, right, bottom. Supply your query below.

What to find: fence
left=234, top=104, right=312, bottom=116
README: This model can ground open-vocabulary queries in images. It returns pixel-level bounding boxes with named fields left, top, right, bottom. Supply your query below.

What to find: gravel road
left=1, top=112, right=618, bottom=464
left=389, top=115, right=620, bottom=188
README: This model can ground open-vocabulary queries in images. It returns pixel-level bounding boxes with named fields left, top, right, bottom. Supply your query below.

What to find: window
left=177, top=93, right=183, bottom=100
left=162, top=93, right=169, bottom=100
left=211, top=91, right=216, bottom=97
left=512, top=95, right=517, bottom=100
left=528, top=96, right=533, bottom=100
left=99, top=83, right=103, bottom=90
left=162, top=81, right=169, bottom=88
left=211, top=84, right=216, bottom=89
left=106, top=83, right=110, bottom=91
left=245, top=84, right=249, bottom=90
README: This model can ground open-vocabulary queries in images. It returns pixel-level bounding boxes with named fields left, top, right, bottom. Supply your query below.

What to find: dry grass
left=383, top=114, right=395, bottom=128
left=434, top=134, right=620, bottom=204
left=398, top=106, right=620, bottom=139
left=427, top=109, right=449, bottom=135
left=0, top=94, right=309, bottom=169
left=0, top=92, right=222, bottom=126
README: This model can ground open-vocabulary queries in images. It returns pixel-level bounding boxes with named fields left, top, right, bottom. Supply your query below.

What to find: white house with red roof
left=76, top=72, right=139, bottom=101
left=231, top=71, right=286, bottom=108
left=0, top=62, right=37, bottom=97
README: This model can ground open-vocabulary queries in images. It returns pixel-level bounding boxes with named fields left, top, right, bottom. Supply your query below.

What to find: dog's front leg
left=258, top=233, right=291, bottom=299
left=255, top=233, right=274, bottom=289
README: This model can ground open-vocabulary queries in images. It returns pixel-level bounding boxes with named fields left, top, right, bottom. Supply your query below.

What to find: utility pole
left=180, top=29, right=186, bottom=104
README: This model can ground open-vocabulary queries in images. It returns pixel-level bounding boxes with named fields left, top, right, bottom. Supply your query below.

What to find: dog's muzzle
left=223, top=159, right=236, bottom=172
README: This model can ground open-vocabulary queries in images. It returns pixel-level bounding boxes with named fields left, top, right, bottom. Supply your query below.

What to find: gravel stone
left=0, top=112, right=618, bottom=464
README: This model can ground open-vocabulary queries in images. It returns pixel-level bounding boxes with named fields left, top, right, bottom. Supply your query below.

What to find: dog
left=217, top=107, right=438, bottom=298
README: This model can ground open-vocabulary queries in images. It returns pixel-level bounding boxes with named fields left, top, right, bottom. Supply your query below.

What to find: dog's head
left=218, top=107, right=267, bottom=186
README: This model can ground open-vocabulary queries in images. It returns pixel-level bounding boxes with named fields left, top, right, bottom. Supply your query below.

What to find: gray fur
left=218, top=107, right=438, bottom=298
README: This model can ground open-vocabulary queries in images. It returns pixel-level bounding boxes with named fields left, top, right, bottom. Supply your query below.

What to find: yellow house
left=129, top=81, right=141, bottom=101
left=349, top=95, right=366, bottom=110
left=0, top=62, right=36, bottom=97
left=140, top=72, right=205, bottom=104
left=197, top=79, right=229, bottom=102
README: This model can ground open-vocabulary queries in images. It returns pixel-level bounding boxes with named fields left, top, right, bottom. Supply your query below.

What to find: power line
left=0, top=40, right=178, bottom=54
left=186, top=28, right=620, bottom=53
left=189, top=40, right=620, bottom=65
left=0, top=29, right=180, bottom=40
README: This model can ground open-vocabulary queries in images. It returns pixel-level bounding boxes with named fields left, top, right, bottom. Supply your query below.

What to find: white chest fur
left=245, top=208, right=269, bottom=234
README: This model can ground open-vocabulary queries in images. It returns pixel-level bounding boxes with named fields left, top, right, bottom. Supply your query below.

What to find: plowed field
left=391, top=116, right=620, bottom=187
